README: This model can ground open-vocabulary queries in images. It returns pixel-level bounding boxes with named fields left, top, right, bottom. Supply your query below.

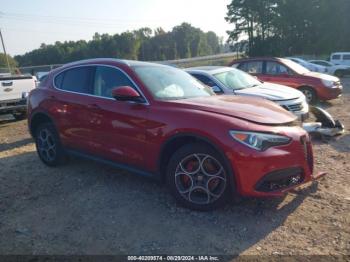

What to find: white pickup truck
left=0, top=74, right=37, bottom=120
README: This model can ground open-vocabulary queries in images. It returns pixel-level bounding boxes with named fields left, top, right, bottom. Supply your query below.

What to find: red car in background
left=230, top=57, right=343, bottom=104
left=28, top=59, right=322, bottom=211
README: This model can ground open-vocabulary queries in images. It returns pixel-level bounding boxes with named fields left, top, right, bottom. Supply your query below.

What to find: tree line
left=226, top=0, right=350, bottom=57
left=13, top=23, right=223, bottom=67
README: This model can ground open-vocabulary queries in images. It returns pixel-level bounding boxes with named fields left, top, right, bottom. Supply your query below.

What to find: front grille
left=283, top=103, right=303, bottom=112
left=255, top=167, right=304, bottom=192
left=300, top=135, right=314, bottom=173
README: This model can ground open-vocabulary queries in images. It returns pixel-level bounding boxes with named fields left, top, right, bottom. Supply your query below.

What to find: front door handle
left=87, top=103, right=101, bottom=110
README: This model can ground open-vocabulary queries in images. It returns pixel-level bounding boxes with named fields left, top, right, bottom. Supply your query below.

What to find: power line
left=0, top=11, right=171, bottom=28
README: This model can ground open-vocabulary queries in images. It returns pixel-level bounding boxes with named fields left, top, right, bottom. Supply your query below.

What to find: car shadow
left=314, top=101, right=333, bottom=110
left=327, top=134, right=350, bottom=153
left=0, top=138, right=33, bottom=153
left=0, top=150, right=315, bottom=255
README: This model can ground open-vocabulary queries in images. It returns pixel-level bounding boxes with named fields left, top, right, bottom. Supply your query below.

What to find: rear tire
left=166, top=143, right=231, bottom=211
left=35, top=123, right=66, bottom=167
left=300, top=87, right=318, bottom=104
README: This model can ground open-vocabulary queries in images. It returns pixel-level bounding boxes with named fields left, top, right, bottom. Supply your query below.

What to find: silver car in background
left=186, top=66, right=309, bottom=120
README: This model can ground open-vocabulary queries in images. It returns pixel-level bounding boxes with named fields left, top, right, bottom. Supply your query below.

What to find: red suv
left=230, top=57, right=343, bottom=104
left=28, top=59, right=320, bottom=210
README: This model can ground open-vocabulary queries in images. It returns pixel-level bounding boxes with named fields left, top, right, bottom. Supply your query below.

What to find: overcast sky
left=0, top=0, right=232, bottom=56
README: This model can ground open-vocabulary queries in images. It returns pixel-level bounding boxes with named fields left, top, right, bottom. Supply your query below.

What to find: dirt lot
left=0, top=79, right=349, bottom=257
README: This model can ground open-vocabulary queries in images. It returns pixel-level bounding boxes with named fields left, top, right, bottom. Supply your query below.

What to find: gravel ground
left=0, top=79, right=349, bottom=256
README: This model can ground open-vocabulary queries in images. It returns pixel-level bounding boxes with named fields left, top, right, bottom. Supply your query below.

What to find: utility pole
left=0, top=28, right=12, bottom=74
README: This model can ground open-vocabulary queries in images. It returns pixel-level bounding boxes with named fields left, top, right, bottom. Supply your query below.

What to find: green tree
left=14, top=23, right=223, bottom=66
left=226, top=0, right=350, bottom=56
left=0, top=53, right=18, bottom=72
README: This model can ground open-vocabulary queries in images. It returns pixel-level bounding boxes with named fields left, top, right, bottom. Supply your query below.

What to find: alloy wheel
left=37, top=128, right=57, bottom=162
left=174, top=153, right=227, bottom=205
left=302, top=89, right=314, bottom=103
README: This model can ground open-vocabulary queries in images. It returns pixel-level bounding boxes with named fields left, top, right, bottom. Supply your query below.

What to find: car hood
left=234, top=82, right=302, bottom=101
left=304, top=71, right=339, bottom=81
left=170, top=95, right=297, bottom=125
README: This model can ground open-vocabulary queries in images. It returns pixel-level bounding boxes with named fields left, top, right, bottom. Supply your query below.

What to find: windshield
left=213, top=68, right=261, bottom=90
left=282, top=58, right=310, bottom=74
left=133, top=65, right=212, bottom=100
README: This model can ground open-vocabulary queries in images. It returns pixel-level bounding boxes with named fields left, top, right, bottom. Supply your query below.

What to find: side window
left=239, top=61, right=263, bottom=74
left=192, top=74, right=216, bottom=87
left=93, top=66, right=135, bottom=98
left=54, top=73, right=64, bottom=89
left=317, top=61, right=329, bottom=66
left=332, top=55, right=341, bottom=60
left=237, top=62, right=247, bottom=72
left=266, top=61, right=291, bottom=75
left=56, top=67, right=95, bottom=94
left=343, top=55, right=350, bottom=60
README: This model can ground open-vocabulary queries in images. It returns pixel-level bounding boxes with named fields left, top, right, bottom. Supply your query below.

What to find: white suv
left=330, top=52, right=350, bottom=66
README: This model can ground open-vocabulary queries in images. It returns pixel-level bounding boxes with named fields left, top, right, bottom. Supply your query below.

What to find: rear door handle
left=87, top=103, right=101, bottom=110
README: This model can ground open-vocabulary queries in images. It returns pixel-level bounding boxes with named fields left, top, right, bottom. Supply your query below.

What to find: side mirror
left=211, top=85, right=222, bottom=93
left=111, top=86, right=143, bottom=102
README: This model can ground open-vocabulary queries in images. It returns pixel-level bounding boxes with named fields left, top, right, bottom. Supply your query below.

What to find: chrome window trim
left=52, top=64, right=150, bottom=105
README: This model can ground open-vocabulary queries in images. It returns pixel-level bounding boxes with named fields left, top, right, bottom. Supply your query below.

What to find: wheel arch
left=158, top=133, right=237, bottom=191
left=297, top=85, right=318, bottom=101
left=29, top=111, right=55, bottom=137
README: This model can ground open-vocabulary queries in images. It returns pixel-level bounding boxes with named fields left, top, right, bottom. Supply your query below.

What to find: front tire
left=300, top=87, right=318, bottom=104
left=334, top=70, right=343, bottom=78
left=35, top=123, right=66, bottom=166
left=166, top=143, right=231, bottom=211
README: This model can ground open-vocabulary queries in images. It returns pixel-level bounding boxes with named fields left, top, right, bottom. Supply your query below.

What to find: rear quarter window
left=54, top=73, right=64, bottom=89
left=54, top=67, right=95, bottom=94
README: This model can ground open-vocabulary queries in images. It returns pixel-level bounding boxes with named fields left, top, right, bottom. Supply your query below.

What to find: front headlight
left=321, top=79, right=335, bottom=88
left=229, top=131, right=291, bottom=151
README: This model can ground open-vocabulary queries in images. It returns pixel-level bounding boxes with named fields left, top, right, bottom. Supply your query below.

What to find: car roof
left=185, top=66, right=232, bottom=75
left=230, top=57, right=285, bottom=64
left=60, top=58, right=169, bottom=69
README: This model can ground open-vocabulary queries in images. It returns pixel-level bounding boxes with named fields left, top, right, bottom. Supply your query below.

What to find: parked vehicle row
left=309, top=60, right=350, bottom=78
left=286, top=57, right=327, bottom=73
left=284, top=54, right=350, bottom=77
left=230, top=57, right=343, bottom=104
left=27, top=58, right=327, bottom=210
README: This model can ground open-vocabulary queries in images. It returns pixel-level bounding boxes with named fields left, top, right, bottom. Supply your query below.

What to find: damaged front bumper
left=303, top=106, right=345, bottom=137
left=284, top=172, right=327, bottom=194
